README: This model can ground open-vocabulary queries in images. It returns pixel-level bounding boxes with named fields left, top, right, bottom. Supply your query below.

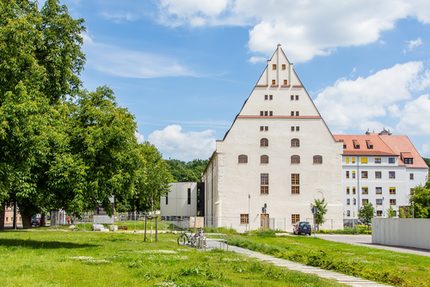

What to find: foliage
left=317, top=226, right=371, bottom=235
left=312, top=198, right=327, bottom=231
left=387, top=206, right=396, bottom=218
left=0, top=0, right=171, bottom=225
left=424, top=158, right=430, bottom=167
left=246, top=228, right=277, bottom=237
left=166, top=159, right=208, bottom=182
left=0, top=231, right=343, bottom=287
left=358, top=203, right=374, bottom=227
left=129, top=143, right=173, bottom=213
left=227, top=234, right=430, bottom=287
left=409, top=186, right=430, bottom=218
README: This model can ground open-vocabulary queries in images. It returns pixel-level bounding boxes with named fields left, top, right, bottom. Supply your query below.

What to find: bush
left=246, top=229, right=276, bottom=237
left=317, top=226, right=371, bottom=235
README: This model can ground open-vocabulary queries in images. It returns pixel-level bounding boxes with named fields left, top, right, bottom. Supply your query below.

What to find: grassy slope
left=0, top=230, right=343, bottom=287
left=227, top=235, right=430, bottom=287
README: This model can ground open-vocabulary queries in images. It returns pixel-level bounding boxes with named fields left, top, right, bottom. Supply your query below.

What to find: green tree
left=387, top=206, right=396, bottom=218
left=70, top=87, right=138, bottom=215
left=166, top=159, right=208, bottom=182
left=312, top=198, right=327, bottom=231
left=359, top=203, right=375, bottom=228
left=37, top=0, right=85, bottom=101
left=131, top=143, right=172, bottom=213
left=410, top=186, right=430, bottom=218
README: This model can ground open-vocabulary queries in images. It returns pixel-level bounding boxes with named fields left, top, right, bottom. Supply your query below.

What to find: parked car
left=293, top=221, right=312, bottom=235
left=31, top=216, right=41, bottom=227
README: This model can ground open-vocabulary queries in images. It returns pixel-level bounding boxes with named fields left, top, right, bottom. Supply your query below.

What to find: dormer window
left=365, top=140, right=373, bottom=149
left=353, top=140, right=360, bottom=149
left=404, top=158, right=413, bottom=164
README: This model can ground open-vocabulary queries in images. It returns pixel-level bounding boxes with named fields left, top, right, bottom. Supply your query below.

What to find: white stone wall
left=160, top=182, right=197, bottom=218
left=203, top=46, right=344, bottom=232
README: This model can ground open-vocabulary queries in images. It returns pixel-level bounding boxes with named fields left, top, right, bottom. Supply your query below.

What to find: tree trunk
left=40, top=213, right=46, bottom=227
left=21, top=213, right=32, bottom=229
left=0, top=203, right=4, bottom=230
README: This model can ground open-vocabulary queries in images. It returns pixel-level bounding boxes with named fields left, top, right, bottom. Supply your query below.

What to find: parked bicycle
left=177, top=228, right=207, bottom=248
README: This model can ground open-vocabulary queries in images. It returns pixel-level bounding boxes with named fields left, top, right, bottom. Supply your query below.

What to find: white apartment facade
left=160, top=182, right=197, bottom=220
left=202, top=45, right=344, bottom=233
left=335, top=132, right=428, bottom=223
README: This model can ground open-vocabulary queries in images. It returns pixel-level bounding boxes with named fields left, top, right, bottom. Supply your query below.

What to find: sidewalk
left=206, top=239, right=392, bottom=287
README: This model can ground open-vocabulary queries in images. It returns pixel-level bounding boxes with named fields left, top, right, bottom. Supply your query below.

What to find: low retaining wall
left=372, top=218, right=430, bottom=250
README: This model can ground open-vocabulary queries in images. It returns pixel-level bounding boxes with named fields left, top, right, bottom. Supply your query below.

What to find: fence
left=372, top=218, right=430, bottom=250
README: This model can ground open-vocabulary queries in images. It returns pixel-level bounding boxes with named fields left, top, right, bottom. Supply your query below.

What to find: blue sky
left=55, top=0, right=430, bottom=161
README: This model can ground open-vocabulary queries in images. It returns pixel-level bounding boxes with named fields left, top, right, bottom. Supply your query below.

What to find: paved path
left=206, top=239, right=391, bottom=287
left=315, top=234, right=430, bottom=257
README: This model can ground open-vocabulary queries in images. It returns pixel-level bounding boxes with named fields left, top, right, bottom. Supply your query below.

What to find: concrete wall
left=372, top=218, right=430, bottom=250
left=160, top=182, right=197, bottom=218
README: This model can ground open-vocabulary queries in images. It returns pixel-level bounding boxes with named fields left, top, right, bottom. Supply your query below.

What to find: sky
left=50, top=0, right=430, bottom=161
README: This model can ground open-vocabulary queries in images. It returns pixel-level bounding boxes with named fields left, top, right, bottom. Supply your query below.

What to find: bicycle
left=177, top=229, right=207, bottom=248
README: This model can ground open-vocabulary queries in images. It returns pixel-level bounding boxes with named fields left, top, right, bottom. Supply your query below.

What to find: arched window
left=260, top=138, right=269, bottom=147
left=313, top=155, right=323, bottom=164
left=260, top=155, right=269, bottom=164
left=291, top=138, right=300, bottom=147
left=291, top=155, right=300, bottom=164
left=238, top=154, right=248, bottom=164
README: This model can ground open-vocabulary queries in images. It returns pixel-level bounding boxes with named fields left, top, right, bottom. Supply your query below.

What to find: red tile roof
left=334, top=134, right=428, bottom=169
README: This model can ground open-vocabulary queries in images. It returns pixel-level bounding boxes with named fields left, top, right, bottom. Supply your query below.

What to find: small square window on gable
left=282, top=64, right=286, bottom=70
left=269, top=94, right=273, bottom=100
left=260, top=111, right=264, bottom=116
left=269, top=111, right=273, bottom=116
left=291, top=111, right=294, bottom=116
left=295, top=111, right=299, bottom=116
left=283, top=79, right=288, bottom=85
left=290, top=95, right=294, bottom=100
left=272, top=79, right=276, bottom=85
left=264, top=111, right=268, bottom=116
left=264, top=94, right=268, bottom=100
left=272, top=64, right=277, bottom=70
left=295, top=95, right=299, bottom=100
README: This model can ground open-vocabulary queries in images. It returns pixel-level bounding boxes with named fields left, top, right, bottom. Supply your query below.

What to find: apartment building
left=335, top=131, right=428, bottom=223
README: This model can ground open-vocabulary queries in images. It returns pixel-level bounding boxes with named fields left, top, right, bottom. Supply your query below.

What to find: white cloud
left=315, top=61, right=427, bottom=132
left=135, top=131, right=145, bottom=144
left=148, top=125, right=215, bottom=161
left=82, top=34, right=193, bottom=78
left=396, top=95, right=430, bottom=135
left=249, top=56, right=267, bottom=64
left=155, top=0, right=430, bottom=62
left=100, top=11, right=139, bottom=23
left=404, top=37, right=423, bottom=53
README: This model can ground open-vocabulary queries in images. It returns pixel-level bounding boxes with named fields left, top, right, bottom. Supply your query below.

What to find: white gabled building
left=334, top=132, right=429, bottom=223
left=202, top=45, right=344, bottom=232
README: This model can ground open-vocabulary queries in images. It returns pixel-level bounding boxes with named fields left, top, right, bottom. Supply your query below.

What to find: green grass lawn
left=0, top=230, right=343, bottom=287
left=227, top=234, right=430, bottom=287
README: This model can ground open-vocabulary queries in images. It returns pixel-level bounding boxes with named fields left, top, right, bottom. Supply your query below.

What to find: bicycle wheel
left=177, top=234, right=188, bottom=246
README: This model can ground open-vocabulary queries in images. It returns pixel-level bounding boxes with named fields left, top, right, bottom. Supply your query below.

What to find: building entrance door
left=260, top=213, right=269, bottom=229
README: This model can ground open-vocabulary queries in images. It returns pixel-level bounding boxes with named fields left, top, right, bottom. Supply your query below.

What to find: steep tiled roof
left=334, top=134, right=428, bottom=169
